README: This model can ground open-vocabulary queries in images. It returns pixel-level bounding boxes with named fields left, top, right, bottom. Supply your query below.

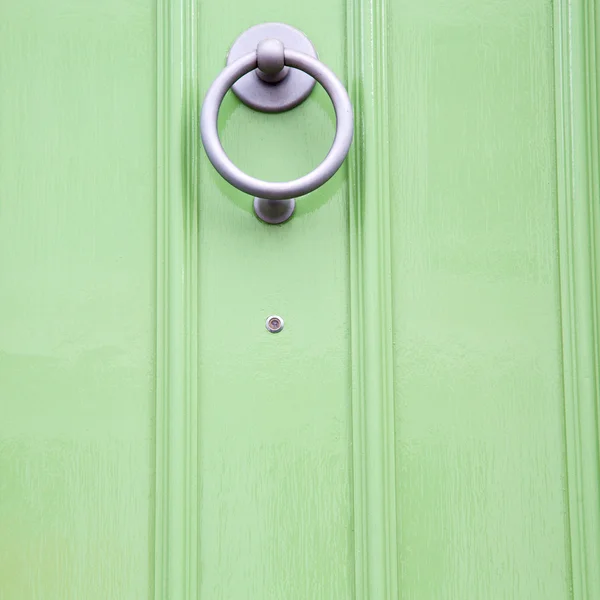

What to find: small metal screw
left=266, top=315, right=284, bottom=333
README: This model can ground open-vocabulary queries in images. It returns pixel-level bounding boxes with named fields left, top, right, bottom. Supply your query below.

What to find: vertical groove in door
left=554, top=0, right=600, bottom=598
left=155, top=0, right=200, bottom=598
left=346, top=0, right=399, bottom=597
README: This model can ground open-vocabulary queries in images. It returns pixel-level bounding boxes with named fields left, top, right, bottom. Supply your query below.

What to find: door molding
left=155, top=0, right=200, bottom=598
left=346, top=0, right=399, bottom=597
left=554, top=0, right=600, bottom=597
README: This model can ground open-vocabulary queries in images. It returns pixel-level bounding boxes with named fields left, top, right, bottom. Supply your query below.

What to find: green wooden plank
left=388, top=1, right=571, bottom=597
left=193, top=4, right=354, bottom=599
left=0, top=1, right=157, bottom=597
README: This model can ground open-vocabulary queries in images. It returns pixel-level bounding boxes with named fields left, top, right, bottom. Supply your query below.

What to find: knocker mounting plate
left=226, top=23, right=318, bottom=113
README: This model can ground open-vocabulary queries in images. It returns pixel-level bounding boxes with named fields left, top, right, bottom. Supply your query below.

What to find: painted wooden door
left=1, top=0, right=598, bottom=598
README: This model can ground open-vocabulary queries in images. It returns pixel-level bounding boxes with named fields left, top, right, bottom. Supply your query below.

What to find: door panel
left=195, top=4, right=352, bottom=599
left=388, top=2, right=569, bottom=597
left=1, top=0, right=599, bottom=598
left=0, top=1, right=156, bottom=597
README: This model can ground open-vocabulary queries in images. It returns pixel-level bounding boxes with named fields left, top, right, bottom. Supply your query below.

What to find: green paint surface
left=0, top=1, right=157, bottom=597
left=0, top=0, right=590, bottom=598
left=388, top=3, right=570, bottom=597
left=195, top=3, right=353, bottom=599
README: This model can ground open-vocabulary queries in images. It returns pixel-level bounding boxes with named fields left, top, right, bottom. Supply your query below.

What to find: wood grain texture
left=387, top=0, right=572, bottom=597
left=346, top=0, right=399, bottom=597
left=0, top=0, right=157, bottom=597
left=195, top=4, right=353, bottom=599
left=2, top=0, right=597, bottom=597
left=554, top=0, right=600, bottom=597
left=155, top=0, right=200, bottom=598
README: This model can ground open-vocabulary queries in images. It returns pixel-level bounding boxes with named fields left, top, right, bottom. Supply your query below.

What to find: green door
left=1, top=0, right=599, bottom=598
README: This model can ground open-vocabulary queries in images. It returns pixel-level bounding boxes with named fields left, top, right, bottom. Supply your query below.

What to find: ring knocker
left=200, top=23, right=354, bottom=224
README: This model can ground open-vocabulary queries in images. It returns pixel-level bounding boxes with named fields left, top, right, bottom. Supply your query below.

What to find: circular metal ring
left=200, top=48, right=354, bottom=201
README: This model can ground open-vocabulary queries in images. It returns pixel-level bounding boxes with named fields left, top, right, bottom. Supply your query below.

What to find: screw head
left=266, top=315, right=284, bottom=333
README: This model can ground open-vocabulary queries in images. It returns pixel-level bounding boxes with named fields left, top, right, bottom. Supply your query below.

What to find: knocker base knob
left=256, top=38, right=289, bottom=83
left=227, top=23, right=317, bottom=113
left=253, top=197, right=296, bottom=225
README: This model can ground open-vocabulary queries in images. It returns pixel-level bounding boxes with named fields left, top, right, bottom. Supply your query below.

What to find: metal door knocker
left=200, top=23, right=354, bottom=224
